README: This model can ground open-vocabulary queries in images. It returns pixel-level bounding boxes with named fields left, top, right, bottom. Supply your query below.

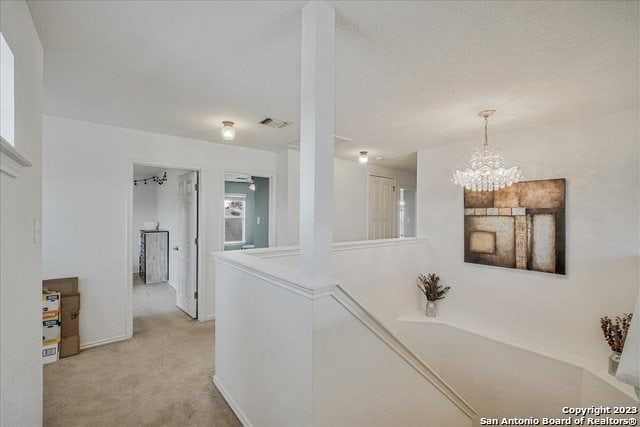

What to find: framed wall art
left=464, top=178, right=566, bottom=275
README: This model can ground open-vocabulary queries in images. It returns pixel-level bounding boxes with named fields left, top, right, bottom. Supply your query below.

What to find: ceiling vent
left=259, top=117, right=290, bottom=129
left=280, top=134, right=354, bottom=150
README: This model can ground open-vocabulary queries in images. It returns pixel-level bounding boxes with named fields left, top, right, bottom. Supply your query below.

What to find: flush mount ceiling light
left=358, top=151, right=369, bottom=165
left=452, top=110, right=522, bottom=192
left=221, top=121, right=236, bottom=141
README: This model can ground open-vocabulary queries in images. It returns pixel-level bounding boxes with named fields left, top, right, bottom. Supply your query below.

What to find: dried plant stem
left=417, top=273, right=450, bottom=302
left=600, top=314, right=633, bottom=353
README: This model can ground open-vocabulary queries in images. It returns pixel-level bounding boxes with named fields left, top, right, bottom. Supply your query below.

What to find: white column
left=299, top=1, right=335, bottom=286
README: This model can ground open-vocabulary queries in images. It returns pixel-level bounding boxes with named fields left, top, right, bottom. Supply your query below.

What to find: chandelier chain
left=484, top=116, right=489, bottom=147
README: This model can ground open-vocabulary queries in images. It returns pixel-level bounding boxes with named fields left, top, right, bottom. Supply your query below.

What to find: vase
left=608, top=351, right=622, bottom=376
left=426, top=300, right=438, bottom=318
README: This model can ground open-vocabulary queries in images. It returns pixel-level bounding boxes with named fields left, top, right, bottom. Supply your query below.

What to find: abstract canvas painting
left=464, top=178, right=566, bottom=274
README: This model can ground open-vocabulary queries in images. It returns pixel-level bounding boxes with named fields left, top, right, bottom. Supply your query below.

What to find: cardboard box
left=43, top=279, right=81, bottom=342
left=60, top=335, right=80, bottom=358
left=42, top=290, right=60, bottom=313
left=43, top=277, right=78, bottom=295
left=60, top=293, right=80, bottom=337
left=43, top=337, right=61, bottom=346
left=43, top=319, right=61, bottom=343
left=42, top=343, right=59, bottom=364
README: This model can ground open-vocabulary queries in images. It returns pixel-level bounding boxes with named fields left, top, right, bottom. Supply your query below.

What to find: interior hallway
left=43, top=276, right=241, bottom=426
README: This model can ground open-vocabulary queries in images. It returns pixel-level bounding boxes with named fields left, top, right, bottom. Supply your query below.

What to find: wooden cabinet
left=139, top=230, right=169, bottom=284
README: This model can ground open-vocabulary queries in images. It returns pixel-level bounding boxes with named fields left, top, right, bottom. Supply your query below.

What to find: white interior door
left=176, top=171, right=198, bottom=318
left=368, top=175, right=396, bottom=239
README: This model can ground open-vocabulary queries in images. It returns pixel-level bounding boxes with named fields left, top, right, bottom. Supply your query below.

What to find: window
left=0, top=32, right=15, bottom=146
left=224, top=194, right=246, bottom=244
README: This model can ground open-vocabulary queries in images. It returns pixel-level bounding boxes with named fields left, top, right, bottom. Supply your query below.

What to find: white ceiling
left=28, top=1, right=639, bottom=172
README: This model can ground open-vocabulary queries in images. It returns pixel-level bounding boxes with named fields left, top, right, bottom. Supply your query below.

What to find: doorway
left=367, top=173, right=397, bottom=239
left=223, top=173, right=273, bottom=251
left=130, top=164, right=200, bottom=331
left=399, top=187, right=416, bottom=238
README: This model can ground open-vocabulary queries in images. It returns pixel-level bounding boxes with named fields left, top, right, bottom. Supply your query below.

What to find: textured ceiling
left=28, top=1, right=639, bottom=172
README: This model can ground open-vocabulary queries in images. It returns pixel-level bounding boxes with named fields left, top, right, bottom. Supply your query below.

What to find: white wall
left=42, top=116, right=278, bottom=347
left=331, top=159, right=365, bottom=241
left=279, top=149, right=417, bottom=244
left=276, top=150, right=300, bottom=246
left=257, top=239, right=638, bottom=419
left=213, top=249, right=472, bottom=426
left=132, top=182, right=158, bottom=272
left=417, top=108, right=639, bottom=371
left=214, top=254, right=313, bottom=427
left=254, top=239, right=426, bottom=325
left=0, top=1, right=43, bottom=425
left=312, top=295, right=471, bottom=427
left=395, top=319, right=638, bottom=423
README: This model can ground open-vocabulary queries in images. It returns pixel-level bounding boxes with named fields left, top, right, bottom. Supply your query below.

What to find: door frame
left=125, top=158, right=204, bottom=338
left=219, top=168, right=277, bottom=251
left=366, top=172, right=398, bottom=240
left=398, top=185, right=416, bottom=238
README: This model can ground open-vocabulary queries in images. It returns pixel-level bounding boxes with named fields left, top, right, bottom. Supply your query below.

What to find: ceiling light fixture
left=452, top=110, right=522, bottom=192
left=221, top=121, right=236, bottom=141
left=358, top=151, right=369, bottom=165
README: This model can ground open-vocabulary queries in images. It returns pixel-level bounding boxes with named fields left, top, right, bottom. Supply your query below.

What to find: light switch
left=257, top=217, right=261, bottom=225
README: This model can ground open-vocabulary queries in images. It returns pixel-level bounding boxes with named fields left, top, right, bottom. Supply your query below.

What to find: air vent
left=259, top=117, right=290, bottom=129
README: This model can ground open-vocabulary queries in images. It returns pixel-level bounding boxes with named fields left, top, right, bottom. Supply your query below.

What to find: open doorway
left=131, top=165, right=199, bottom=334
left=399, top=187, right=416, bottom=238
left=223, top=173, right=273, bottom=251
left=364, top=153, right=417, bottom=241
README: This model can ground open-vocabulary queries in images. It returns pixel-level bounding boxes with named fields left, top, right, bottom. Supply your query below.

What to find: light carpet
left=43, top=276, right=241, bottom=427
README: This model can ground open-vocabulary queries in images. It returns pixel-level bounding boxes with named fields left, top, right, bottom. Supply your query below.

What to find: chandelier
left=452, top=110, right=522, bottom=192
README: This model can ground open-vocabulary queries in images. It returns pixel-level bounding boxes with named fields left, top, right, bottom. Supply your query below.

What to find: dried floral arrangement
left=417, top=273, right=450, bottom=302
left=600, top=313, right=633, bottom=353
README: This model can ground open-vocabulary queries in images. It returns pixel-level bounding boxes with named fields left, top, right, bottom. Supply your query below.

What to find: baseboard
left=200, top=315, right=215, bottom=321
left=80, top=335, right=128, bottom=350
left=212, top=375, right=252, bottom=427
